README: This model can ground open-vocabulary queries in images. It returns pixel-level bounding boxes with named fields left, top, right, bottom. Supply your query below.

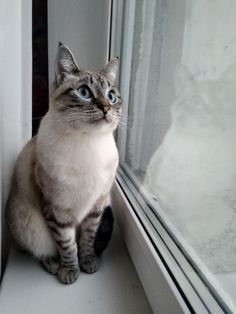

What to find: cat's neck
left=37, top=109, right=116, bottom=157
left=36, top=109, right=118, bottom=174
left=41, top=108, right=114, bottom=139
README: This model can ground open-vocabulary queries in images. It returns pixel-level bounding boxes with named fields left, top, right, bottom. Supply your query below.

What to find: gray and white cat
left=6, top=43, right=121, bottom=284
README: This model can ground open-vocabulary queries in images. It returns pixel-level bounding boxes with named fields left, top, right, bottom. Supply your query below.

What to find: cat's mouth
left=90, top=117, right=107, bottom=125
left=91, top=114, right=111, bottom=124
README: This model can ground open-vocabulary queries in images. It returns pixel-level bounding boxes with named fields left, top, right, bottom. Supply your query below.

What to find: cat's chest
left=45, top=134, right=118, bottom=188
left=60, top=143, right=116, bottom=181
left=37, top=130, right=118, bottom=214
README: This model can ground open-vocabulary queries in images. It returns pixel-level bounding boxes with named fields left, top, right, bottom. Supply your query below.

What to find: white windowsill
left=0, top=224, right=153, bottom=314
left=112, top=180, right=190, bottom=314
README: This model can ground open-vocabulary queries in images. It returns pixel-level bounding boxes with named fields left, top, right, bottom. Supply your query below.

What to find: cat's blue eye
left=78, top=86, right=91, bottom=100
left=107, top=91, right=116, bottom=104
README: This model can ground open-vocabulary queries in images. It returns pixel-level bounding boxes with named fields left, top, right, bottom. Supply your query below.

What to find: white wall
left=0, top=0, right=32, bottom=276
left=0, top=0, right=110, bottom=277
left=48, top=0, right=111, bottom=87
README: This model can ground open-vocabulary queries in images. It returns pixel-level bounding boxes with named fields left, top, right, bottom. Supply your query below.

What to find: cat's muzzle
left=94, top=98, right=110, bottom=115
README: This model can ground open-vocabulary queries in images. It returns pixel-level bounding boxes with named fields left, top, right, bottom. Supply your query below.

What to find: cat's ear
left=100, top=58, right=119, bottom=84
left=55, top=42, right=80, bottom=85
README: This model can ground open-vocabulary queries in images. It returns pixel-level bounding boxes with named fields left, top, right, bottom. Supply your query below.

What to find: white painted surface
left=116, top=0, right=135, bottom=161
left=48, top=0, right=111, bottom=87
left=0, top=224, right=153, bottom=314
left=217, top=272, right=236, bottom=308
left=0, top=0, right=32, bottom=276
left=112, top=182, right=190, bottom=314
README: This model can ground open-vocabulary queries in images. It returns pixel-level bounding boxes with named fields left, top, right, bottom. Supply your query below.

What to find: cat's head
left=51, top=43, right=122, bottom=134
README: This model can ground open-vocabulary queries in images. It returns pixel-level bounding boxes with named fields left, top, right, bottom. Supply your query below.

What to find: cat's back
left=6, top=135, right=57, bottom=256
left=7, top=135, right=39, bottom=205
left=15, top=135, right=37, bottom=188
left=6, top=135, right=38, bottom=234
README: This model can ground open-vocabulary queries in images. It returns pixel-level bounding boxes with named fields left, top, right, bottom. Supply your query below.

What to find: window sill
left=113, top=173, right=230, bottom=313
left=0, top=223, right=152, bottom=314
left=112, top=180, right=191, bottom=314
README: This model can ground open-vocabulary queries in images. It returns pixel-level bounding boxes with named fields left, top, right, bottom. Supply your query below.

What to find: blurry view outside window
left=118, top=0, right=236, bottom=310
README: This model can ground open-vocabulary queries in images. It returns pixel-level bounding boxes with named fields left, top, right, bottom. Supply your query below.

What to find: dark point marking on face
left=52, top=60, right=122, bottom=127
left=100, top=77, right=105, bottom=88
left=81, top=75, right=90, bottom=85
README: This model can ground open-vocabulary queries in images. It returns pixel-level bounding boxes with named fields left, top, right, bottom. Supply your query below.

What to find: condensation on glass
left=118, top=0, right=236, bottom=310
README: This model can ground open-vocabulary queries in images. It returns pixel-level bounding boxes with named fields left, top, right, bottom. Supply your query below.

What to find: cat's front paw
left=80, top=255, right=99, bottom=274
left=58, top=265, right=80, bottom=284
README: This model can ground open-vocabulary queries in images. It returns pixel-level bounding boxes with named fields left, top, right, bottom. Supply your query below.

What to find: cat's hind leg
left=6, top=199, right=57, bottom=259
left=40, top=256, right=60, bottom=275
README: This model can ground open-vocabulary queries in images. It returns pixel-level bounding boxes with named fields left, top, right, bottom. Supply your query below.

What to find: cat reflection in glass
left=6, top=43, right=121, bottom=284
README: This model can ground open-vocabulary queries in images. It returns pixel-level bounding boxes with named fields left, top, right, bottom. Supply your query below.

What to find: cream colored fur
left=6, top=45, right=120, bottom=263
left=6, top=107, right=118, bottom=258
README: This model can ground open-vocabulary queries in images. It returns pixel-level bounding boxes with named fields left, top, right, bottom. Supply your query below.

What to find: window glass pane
left=119, top=0, right=236, bottom=310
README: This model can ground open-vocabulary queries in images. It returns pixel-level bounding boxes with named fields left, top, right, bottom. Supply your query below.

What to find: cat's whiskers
left=68, top=111, right=102, bottom=123
left=119, top=114, right=136, bottom=122
left=119, top=116, right=134, bottom=122
left=53, top=107, right=94, bottom=118
left=118, top=120, right=128, bottom=128
left=107, top=112, right=129, bottom=130
left=54, top=101, right=75, bottom=110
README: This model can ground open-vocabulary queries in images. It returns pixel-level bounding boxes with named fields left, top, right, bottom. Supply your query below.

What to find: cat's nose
left=95, top=98, right=110, bottom=114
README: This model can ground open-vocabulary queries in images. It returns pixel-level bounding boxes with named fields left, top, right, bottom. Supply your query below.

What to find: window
left=115, top=0, right=236, bottom=312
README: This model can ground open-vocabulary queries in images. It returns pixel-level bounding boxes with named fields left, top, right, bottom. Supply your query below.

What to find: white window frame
left=0, top=0, right=32, bottom=277
left=110, top=1, right=232, bottom=313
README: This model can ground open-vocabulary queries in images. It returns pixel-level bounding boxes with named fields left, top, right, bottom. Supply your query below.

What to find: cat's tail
left=94, top=206, right=114, bottom=256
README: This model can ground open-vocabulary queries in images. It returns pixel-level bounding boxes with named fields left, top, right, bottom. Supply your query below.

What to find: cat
left=6, top=43, right=121, bottom=284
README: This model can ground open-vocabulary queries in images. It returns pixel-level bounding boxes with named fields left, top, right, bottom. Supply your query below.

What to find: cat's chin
left=92, top=117, right=107, bottom=123
left=91, top=115, right=117, bottom=126
left=68, top=118, right=117, bottom=134
left=91, top=118, right=118, bottom=132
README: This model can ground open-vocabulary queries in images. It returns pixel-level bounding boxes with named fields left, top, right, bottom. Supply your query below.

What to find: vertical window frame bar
left=115, top=0, right=135, bottom=161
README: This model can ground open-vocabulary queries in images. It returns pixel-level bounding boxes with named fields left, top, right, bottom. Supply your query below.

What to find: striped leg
left=42, top=205, right=79, bottom=284
left=79, top=195, right=110, bottom=274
